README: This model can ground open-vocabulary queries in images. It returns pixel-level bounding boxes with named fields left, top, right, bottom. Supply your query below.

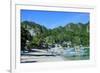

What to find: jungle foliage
left=21, top=21, right=89, bottom=51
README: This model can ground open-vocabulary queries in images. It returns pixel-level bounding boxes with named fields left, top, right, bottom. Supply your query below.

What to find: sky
left=21, top=9, right=90, bottom=29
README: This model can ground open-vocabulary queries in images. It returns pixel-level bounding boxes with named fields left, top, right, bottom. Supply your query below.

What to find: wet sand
left=21, top=55, right=65, bottom=63
left=21, top=48, right=89, bottom=63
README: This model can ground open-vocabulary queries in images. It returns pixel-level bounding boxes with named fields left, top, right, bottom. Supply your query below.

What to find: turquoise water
left=21, top=47, right=90, bottom=63
left=63, top=47, right=90, bottom=60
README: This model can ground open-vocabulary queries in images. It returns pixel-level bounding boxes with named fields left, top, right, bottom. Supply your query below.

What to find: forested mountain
left=21, top=21, right=89, bottom=51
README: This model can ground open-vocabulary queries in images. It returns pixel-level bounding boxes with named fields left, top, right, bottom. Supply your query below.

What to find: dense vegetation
left=21, top=21, right=89, bottom=51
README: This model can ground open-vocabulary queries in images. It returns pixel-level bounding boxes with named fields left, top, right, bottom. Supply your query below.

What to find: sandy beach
left=21, top=55, right=65, bottom=63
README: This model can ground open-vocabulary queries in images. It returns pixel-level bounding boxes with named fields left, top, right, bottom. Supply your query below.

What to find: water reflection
left=62, top=47, right=89, bottom=60
left=21, top=47, right=89, bottom=63
left=47, top=46, right=89, bottom=60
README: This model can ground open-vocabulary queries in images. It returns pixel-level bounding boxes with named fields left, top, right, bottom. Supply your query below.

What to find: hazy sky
left=21, top=9, right=90, bottom=29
